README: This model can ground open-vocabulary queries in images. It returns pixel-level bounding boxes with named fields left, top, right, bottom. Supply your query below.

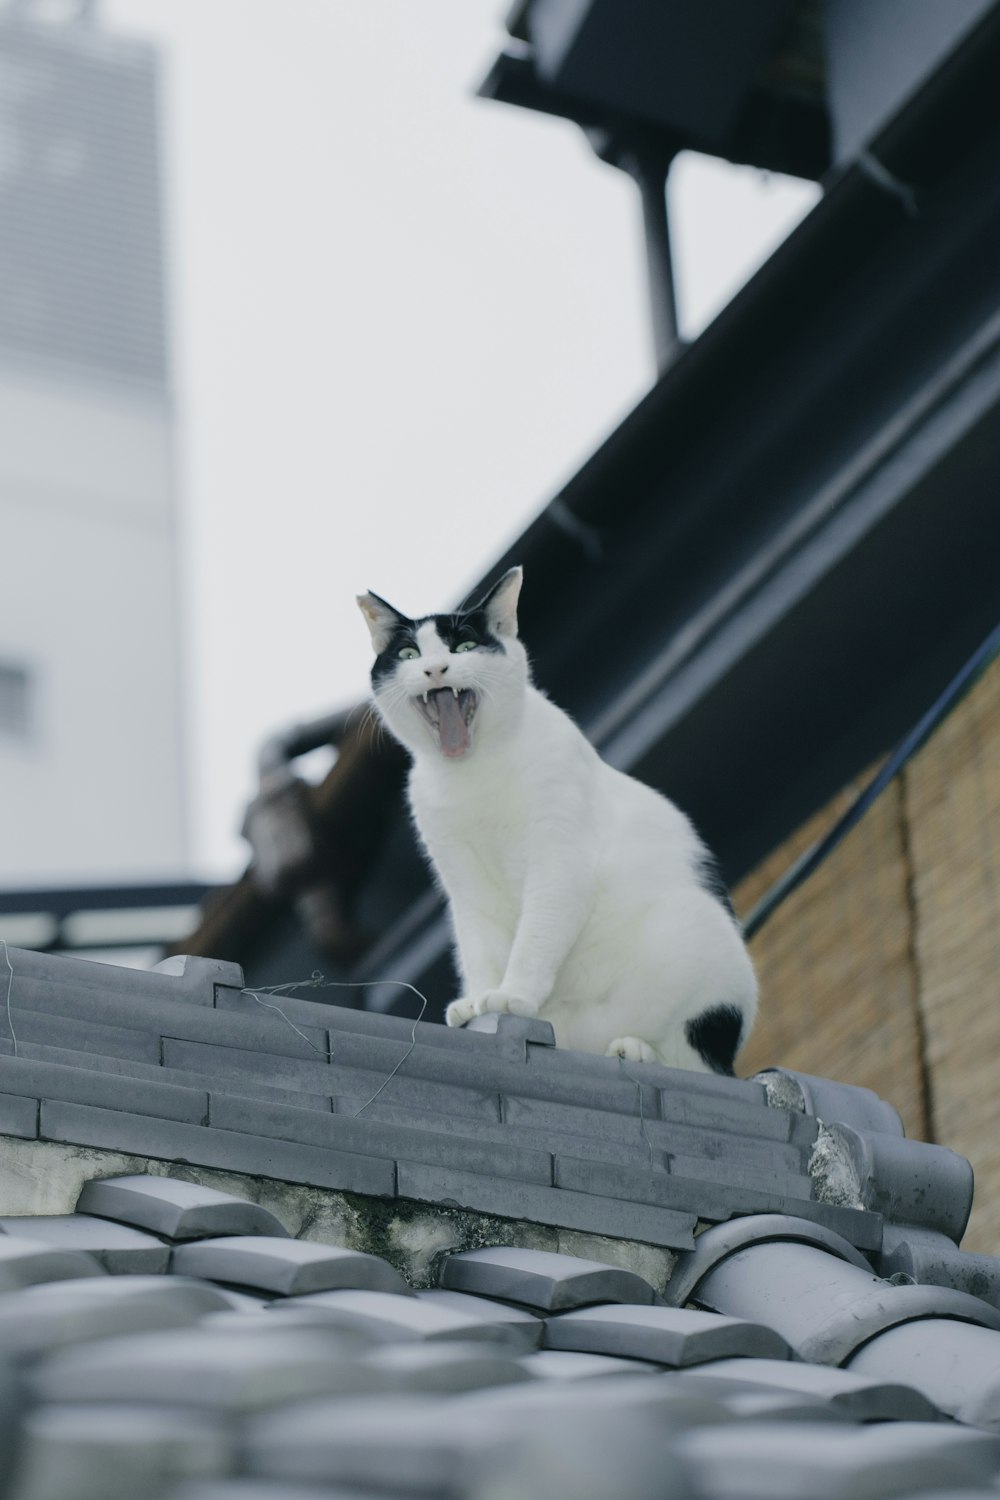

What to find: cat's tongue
left=436, top=689, right=470, bottom=758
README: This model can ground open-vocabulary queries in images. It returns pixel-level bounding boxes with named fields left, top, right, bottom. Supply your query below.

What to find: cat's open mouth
left=414, top=687, right=478, bottom=758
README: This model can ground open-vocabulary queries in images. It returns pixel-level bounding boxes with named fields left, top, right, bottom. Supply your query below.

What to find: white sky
left=99, top=0, right=818, bottom=882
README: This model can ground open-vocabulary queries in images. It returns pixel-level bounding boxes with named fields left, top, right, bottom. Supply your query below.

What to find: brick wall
left=735, top=654, right=1000, bottom=1252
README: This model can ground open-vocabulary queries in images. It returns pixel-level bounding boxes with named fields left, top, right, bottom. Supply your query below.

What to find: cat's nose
left=424, top=663, right=449, bottom=679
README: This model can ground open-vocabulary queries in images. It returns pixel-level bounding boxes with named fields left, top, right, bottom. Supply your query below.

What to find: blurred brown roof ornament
left=172, top=707, right=406, bottom=970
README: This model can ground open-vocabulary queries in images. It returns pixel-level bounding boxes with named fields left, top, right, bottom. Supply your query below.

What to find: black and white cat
left=358, top=567, right=757, bottom=1073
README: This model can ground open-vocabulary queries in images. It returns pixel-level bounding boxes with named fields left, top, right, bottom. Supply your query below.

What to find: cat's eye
left=397, top=646, right=419, bottom=660
left=454, top=641, right=477, bottom=653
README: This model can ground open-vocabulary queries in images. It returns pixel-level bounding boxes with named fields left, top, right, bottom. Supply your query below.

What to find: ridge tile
left=544, top=1302, right=791, bottom=1365
left=76, top=1175, right=291, bottom=1242
left=0, top=1214, right=169, bottom=1274
left=170, top=1238, right=409, bottom=1297
left=439, top=1245, right=657, bottom=1311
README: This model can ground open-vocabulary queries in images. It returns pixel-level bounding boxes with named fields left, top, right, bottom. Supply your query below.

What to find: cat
left=358, top=566, right=757, bottom=1073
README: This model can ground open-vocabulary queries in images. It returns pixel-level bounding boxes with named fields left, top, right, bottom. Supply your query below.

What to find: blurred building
left=0, top=0, right=185, bottom=884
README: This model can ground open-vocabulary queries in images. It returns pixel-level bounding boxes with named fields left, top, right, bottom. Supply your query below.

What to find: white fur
left=360, top=570, right=757, bottom=1071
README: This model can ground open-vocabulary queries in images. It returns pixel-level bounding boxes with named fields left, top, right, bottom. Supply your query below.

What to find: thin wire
left=349, top=992, right=427, bottom=1117
left=743, top=616, right=1000, bottom=941
left=251, top=971, right=656, bottom=1146
left=243, top=993, right=331, bottom=1062
left=1, top=940, right=15, bottom=1058
left=615, top=1058, right=656, bottom=1167
left=242, top=973, right=429, bottom=1117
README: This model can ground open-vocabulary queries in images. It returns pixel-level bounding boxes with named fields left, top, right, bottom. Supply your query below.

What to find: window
left=0, top=663, right=31, bottom=738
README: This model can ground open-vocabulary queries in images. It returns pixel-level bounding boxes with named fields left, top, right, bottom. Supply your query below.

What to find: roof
left=2, top=945, right=1000, bottom=1495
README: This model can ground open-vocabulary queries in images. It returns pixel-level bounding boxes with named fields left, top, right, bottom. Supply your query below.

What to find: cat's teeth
left=423, top=690, right=430, bottom=704
left=451, top=687, right=459, bottom=698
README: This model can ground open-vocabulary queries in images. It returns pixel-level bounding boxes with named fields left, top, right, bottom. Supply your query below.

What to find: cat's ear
left=357, top=591, right=409, bottom=654
left=480, top=566, right=523, bottom=639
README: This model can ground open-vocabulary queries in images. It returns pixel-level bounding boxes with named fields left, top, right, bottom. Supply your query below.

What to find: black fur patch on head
left=370, top=609, right=503, bottom=690
left=429, top=610, right=505, bottom=655
left=698, top=849, right=737, bottom=921
left=370, top=611, right=417, bottom=690
left=685, top=1004, right=745, bottom=1076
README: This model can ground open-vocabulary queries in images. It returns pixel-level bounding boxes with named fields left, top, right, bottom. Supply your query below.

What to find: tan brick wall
left=733, top=653, right=1000, bottom=1252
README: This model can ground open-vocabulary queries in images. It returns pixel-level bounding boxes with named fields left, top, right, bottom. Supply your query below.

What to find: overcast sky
left=100, top=0, right=818, bottom=880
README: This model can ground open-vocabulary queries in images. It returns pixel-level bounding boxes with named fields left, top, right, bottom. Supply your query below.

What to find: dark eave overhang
left=355, top=5, right=1000, bottom=1012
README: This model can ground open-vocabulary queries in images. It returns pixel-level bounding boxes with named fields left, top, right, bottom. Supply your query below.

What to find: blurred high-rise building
left=0, top=0, right=186, bottom=883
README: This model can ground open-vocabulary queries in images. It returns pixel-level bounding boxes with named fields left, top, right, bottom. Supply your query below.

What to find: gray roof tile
left=0, top=1090, right=39, bottom=1140
left=161, top=1039, right=334, bottom=1097
left=543, top=1302, right=791, bottom=1364
left=665, top=1150, right=813, bottom=1195
left=463, top=1011, right=557, bottom=1055
left=0, top=1275, right=234, bottom=1358
left=449, top=1368, right=734, bottom=1424
left=244, top=1395, right=700, bottom=1497
left=523, top=1036, right=766, bottom=1105
left=0, top=946, right=906, bottom=1263
left=170, top=1238, right=409, bottom=1297
left=341, top=1092, right=673, bottom=1170
left=395, top=1160, right=699, bottom=1248
left=755, top=1068, right=906, bottom=1137
left=823, top=1124, right=974, bottom=1241
left=658, top=1086, right=812, bottom=1145
left=877, top=1224, right=1000, bottom=1311
left=847, top=1315, right=1000, bottom=1428
left=276, top=1289, right=541, bottom=1351
left=457, top=1405, right=702, bottom=1500
left=14, top=1041, right=334, bottom=1113
left=675, top=1420, right=1000, bottom=1500
left=3, top=1010, right=162, bottom=1063
left=167, top=1484, right=398, bottom=1500
left=0, top=1235, right=107, bottom=1291
left=711, top=1389, right=851, bottom=1424
left=241, top=1394, right=484, bottom=1494
left=39, top=1102, right=398, bottom=1198
left=415, top=1289, right=546, bottom=1348
left=32, top=1326, right=390, bottom=1413
left=665, top=1212, right=874, bottom=1307
left=0, top=1056, right=209, bottom=1123
left=500, top=1091, right=807, bottom=1172
left=0, top=1214, right=169, bottom=1274
left=333, top=1069, right=502, bottom=1121
left=209, top=1093, right=553, bottom=1185
left=12, top=1401, right=233, bottom=1500
left=520, top=1349, right=662, bottom=1378
left=76, top=1175, right=290, bottom=1242
left=358, top=1339, right=535, bottom=1392
left=683, top=1356, right=941, bottom=1422
left=461, top=1404, right=704, bottom=1500
left=553, top=1152, right=822, bottom=1222
left=214, top=982, right=467, bottom=1047
left=12, top=964, right=329, bottom=1062
left=438, top=1245, right=657, bottom=1311
left=498, top=1090, right=662, bottom=1143
left=151, top=954, right=246, bottom=1004
left=11, top=946, right=1000, bottom=1500
left=693, top=1239, right=1000, bottom=1364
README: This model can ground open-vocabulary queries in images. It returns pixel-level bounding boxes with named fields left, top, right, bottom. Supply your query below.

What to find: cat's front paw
left=445, top=996, right=482, bottom=1027
left=445, top=990, right=540, bottom=1027
left=606, top=1036, right=659, bottom=1063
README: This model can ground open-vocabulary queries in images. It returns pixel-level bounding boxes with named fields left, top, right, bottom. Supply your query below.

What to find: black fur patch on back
left=698, top=849, right=737, bottom=921
left=685, top=1004, right=745, bottom=1076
